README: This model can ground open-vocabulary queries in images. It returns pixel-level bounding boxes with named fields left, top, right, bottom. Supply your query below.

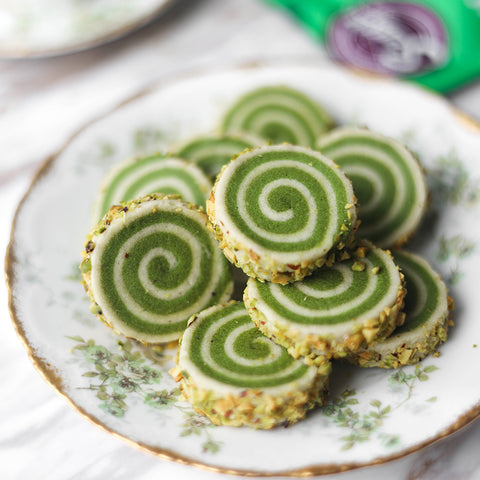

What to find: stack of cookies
left=80, top=84, right=453, bottom=430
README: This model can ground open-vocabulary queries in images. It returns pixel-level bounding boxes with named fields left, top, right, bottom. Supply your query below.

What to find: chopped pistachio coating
left=207, top=144, right=358, bottom=284
left=222, top=85, right=334, bottom=147
left=93, top=154, right=212, bottom=221
left=171, top=302, right=330, bottom=429
left=80, top=194, right=233, bottom=343
left=244, top=242, right=406, bottom=366
left=346, top=250, right=453, bottom=369
left=317, top=127, right=427, bottom=248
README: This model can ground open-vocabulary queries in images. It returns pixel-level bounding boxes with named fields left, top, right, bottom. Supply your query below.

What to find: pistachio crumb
left=80, top=258, right=92, bottom=273
left=371, top=266, right=380, bottom=275
left=89, top=304, right=102, bottom=315
left=326, top=253, right=335, bottom=266
left=354, top=246, right=368, bottom=258
left=352, top=261, right=366, bottom=272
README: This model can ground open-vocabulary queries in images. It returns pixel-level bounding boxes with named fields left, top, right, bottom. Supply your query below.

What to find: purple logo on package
left=328, top=1, right=447, bottom=75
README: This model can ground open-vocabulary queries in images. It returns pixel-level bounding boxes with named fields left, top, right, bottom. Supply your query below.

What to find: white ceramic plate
left=0, top=0, right=176, bottom=58
left=6, top=61, right=480, bottom=476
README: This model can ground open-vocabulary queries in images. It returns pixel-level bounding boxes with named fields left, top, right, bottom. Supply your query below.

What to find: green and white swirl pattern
left=178, top=302, right=318, bottom=395
left=176, top=134, right=261, bottom=178
left=222, top=85, right=333, bottom=147
left=86, top=196, right=233, bottom=343
left=393, top=251, right=448, bottom=335
left=317, top=127, right=427, bottom=248
left=245, top=244, right=404, bottom=357
left=209, top=145, right=356, bottom=282
left=93, top=155, right=212, bottom=220
left=347, top=251, right=451, bottom=368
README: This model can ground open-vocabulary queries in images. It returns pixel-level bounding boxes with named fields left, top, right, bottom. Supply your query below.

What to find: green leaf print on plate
left=436, top=234, right=477, bottom=286
left=427, top=149, right=480, bottom=208
left=68, top=336, right=222, bottom=453
left=324, top=364, right=439, bottom=451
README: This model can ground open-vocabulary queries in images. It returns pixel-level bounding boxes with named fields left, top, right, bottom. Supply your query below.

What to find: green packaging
left=266, top=0, right=480, bottom=93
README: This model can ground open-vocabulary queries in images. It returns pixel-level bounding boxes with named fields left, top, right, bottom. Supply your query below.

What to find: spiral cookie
left=80, top=194, right=233, bottom=343
left=93, top=154, right=212, bottom=220
left=347, top=251, right=453, bottom=369
left=317, top=127, right=427, bottom=248
left=170, top=302, right=329, bottom=429
left=222, top=85, right=334, bottom=147
left=176, top=133, right=262, bottom=178
left=207, top=144, right=357, bottom=284
left=244, top=242, right=406, bottom=366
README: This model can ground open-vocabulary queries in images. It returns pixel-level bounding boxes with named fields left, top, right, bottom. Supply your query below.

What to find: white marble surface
left=2, top=0, right=480, bottom=478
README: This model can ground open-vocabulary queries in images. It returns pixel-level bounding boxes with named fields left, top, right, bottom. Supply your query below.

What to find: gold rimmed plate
left=6, top=61, right=480, bottom=476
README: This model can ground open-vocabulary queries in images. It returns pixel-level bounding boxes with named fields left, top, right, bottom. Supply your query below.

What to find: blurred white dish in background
left=0, top=0, right=175, bottom=58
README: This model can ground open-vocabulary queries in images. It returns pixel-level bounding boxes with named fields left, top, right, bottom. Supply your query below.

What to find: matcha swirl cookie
left=207, top=144, right=358, bottom=284
left=93, top=154, right=212, bottom=220
left=347, top=250, right=453, bottom=369
left=222, top=85, right=334, bottom=147
left=244, top=242, right=406, bottom=366
left=317, top=127, right=427, bottom=248
left=170, top=302, right=329, bottom=429
left=176, top=133, right=262, bottom=178
left=80, top=194, right=233, bottom=343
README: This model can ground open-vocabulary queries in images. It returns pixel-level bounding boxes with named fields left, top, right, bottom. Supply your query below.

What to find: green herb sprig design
left=324, top=364, right=439, bottom=451
left=68, top=337, right=222, bottom=453
left=388, top=364, right=439, bottom=407
left=323, top=389, right=399, bottom=451
left=436, top=234, right=476, bottom=286
left=427, top=150, right=480, bottom=208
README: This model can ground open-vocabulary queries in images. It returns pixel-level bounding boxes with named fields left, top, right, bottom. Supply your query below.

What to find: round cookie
left=80, top=194, right=233, bottom=343
left=317, top=127, right=427, bottom=248
left=93, top=154, right=212, bottom=221
left=176, top=133, right=262, bottom=178
left=347, top=250, right=453, bottom=369
left=207, top=144, right=358, bottom=284
left=170, top=301, right=330, bottom=429
left=222, top=85, right=334, bottom=147
left=244, top=242, right=406, bottom=366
